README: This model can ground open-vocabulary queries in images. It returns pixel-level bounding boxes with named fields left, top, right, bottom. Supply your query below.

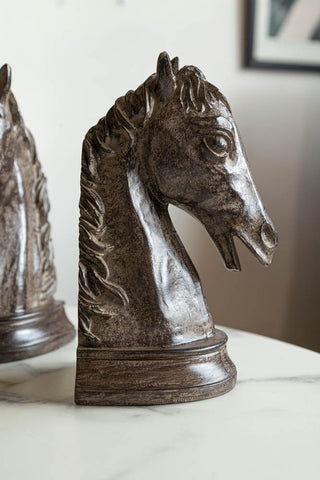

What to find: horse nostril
left=261, top=222, right=277, bottom=249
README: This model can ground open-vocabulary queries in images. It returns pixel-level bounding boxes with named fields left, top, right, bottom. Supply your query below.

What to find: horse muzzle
left=233, top=219, right=278, bottom=271
left=204, top=217, right=278, bottom=272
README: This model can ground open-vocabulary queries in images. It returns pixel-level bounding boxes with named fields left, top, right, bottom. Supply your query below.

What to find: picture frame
left=246, top=0, right=320, bottom=72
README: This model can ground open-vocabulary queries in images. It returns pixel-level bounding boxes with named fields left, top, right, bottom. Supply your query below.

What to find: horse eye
left=203, top=135, right=229, bottom=157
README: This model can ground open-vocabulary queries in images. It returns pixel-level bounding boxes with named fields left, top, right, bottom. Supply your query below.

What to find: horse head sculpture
left=0, top=63, right=74, bottom=362
left=76, top=53, right=278, bottom=405
left=0, top=63, right=56, bottom=314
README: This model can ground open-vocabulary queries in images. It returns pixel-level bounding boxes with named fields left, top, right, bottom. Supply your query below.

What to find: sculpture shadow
left=0, top=364, right=76, bottom=406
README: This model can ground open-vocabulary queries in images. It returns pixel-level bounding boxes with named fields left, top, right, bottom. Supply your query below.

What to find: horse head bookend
left=0, top=64, right=75, bottom=362
left=75, top=53, right=278, bottom=405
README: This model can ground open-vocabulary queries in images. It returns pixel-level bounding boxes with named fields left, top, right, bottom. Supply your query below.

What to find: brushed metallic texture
left=0, top=64, right=56, bottom=314
left=0, top=64, right=75, bottom=362
left=78, top=52, right=278, bottom=350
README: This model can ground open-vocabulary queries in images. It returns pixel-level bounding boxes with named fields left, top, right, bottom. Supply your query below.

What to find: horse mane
left=78, top=63, right=229, bottom=344
left=9, top=91, right=56, bottom=303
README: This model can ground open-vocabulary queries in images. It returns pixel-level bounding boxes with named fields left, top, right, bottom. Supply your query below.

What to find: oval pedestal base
left=0, top=301, right=75, bottom=363
left=75, top=329, right=237, bottom=406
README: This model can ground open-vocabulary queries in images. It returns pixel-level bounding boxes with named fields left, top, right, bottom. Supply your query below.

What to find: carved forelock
left=177, top=66, right=226, bottom=113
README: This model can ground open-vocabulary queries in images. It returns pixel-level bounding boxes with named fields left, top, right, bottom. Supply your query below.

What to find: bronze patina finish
left=75, top=53, right=278, bottom=405
left=0, top=64, right=75, bottom=363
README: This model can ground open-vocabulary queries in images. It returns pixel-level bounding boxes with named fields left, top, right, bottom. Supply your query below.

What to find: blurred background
left=1, top=0, right=319, bottom=351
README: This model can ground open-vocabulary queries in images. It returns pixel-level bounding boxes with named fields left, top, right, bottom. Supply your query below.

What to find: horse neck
left=0, top=125, right=29, bottom=313
left=87, top=147, right=210, bottom=324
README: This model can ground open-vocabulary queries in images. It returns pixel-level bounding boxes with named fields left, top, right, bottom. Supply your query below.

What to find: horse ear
left=0, top=64, right=11, bottom=99
left=171, top=57, right=179, bottom=74
left=156, top=52, right=176, bottom=100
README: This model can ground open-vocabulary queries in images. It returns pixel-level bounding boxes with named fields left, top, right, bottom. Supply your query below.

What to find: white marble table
left=0, top=306, right=319, bottom=480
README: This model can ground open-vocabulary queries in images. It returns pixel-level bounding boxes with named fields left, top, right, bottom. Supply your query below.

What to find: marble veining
left=0, top=306, right=319, bottom=480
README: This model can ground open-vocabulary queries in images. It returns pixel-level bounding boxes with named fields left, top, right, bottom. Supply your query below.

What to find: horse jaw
left=209, top=231, right=241, bottom=272
left=205, top=222, right=278, bottom=272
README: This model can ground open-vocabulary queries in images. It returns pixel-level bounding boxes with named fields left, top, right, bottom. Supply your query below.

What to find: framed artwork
left=246, top=0, right=320, bottom=72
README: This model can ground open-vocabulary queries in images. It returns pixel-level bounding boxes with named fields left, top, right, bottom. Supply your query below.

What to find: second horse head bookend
left=75, top=52, right=278, bottom=405
left=0, top=64, right=75, bottom=362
